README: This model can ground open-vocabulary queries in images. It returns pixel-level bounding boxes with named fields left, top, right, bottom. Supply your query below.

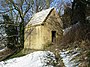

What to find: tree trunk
left=20, top=19, right=24, bottom=48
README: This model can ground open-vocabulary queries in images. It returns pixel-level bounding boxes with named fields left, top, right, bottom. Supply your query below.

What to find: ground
left=0, top=40, right=90, bottom=67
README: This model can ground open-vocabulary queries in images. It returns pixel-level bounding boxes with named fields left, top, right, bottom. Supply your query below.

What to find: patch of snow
left=0, top=51, right=56, bottom=67
left=86, top=16, right=90, bottom=20
left=63, top=26, right=72, bottom=35
left=0, top=47, right=7, bottom=52
left=60, top=48, right=81, bottom=67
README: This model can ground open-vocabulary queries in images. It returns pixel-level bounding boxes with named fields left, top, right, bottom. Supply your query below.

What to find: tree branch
left=0, top=8, right=14, bottom=14
left=9, top=0, right=24, bottom=20
left=23, top=0, right=33, bottom=17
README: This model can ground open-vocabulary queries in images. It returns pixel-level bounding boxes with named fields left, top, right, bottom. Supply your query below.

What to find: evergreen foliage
left=3, top=14, right=18, bottom=49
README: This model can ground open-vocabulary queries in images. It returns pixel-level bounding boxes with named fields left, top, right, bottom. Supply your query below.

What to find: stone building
left=24, top=8, right=63, bottom=49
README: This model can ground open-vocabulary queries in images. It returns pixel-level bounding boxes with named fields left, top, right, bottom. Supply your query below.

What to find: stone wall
left=43, top=9, right=63, bottom=45
left=24, top=9, right=63, bottom=50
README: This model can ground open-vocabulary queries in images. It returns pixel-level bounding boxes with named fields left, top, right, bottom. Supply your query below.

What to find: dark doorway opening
left=52, top=31, right=56, bottom=43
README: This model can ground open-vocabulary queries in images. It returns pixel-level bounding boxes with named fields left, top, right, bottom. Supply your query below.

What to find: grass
left=5, top=48, right=42, bottom=60
left=5, top=46, right=55, bottom=60
left=9, top=52, right=25, bottom=58
left=4, top=50, right=26, bottom=61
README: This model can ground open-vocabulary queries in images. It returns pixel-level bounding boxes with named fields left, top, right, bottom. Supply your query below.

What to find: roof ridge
left=26, top=8, right=54, bottom=27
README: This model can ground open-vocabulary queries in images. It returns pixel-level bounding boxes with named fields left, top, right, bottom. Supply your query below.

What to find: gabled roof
left=26, top=8, right=54, bottom=26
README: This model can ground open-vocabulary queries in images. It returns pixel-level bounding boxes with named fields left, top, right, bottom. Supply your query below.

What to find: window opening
left=52, top=31, right=56, bottom=42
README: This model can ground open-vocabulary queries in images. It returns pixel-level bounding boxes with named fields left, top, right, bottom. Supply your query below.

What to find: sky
left=50, top=0, right=72, bottom=15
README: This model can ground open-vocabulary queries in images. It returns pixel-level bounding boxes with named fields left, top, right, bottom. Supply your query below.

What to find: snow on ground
left=60, top=48, right=81, bottom=67
left=0, top=51, right=56, bottom=67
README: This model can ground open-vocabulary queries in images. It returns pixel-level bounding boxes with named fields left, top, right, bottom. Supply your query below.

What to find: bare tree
left=0, top=0, right=53, bottom=48
left=0, top=0, right=34, bottom=48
